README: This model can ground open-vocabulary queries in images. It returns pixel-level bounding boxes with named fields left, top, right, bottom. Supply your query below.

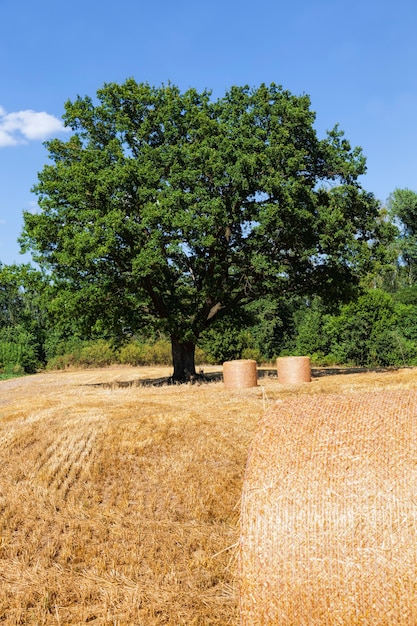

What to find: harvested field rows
left=0, top=365, right=416, bottom=624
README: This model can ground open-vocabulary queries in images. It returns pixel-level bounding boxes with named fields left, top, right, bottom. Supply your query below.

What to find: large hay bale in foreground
left=239, top=390, right=417, bottom=625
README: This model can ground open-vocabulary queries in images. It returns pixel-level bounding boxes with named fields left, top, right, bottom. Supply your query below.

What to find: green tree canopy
left=387, top=188, right=417, bottom=286
left=21, top=79, right=385, bottom=380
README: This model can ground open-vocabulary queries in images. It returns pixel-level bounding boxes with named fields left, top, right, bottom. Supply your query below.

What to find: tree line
left=1, top=80, right=417, bottom=379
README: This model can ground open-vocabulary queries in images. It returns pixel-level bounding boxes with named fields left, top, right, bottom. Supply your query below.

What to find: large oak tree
left=21, top=79, right=383, bottom=381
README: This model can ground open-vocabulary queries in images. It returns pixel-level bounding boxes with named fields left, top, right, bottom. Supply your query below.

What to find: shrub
left=118, top=339, right=210, bottom=367
left=118, top=342, right=145, bottom=366
left=78, top=340, right=116, bottom=368
left=241, top=347, right=263, bottom=363
left=46, top=339, right=116, bottom=369
left=323, top=290, right=399, bottom=366
left=118, top=338, right=172, bottom=366
left=46, top=337, right=210, bottom=370
left=292, top=298, right=330, bottom=357
left=0, top=326, right=39, bottom=374
left=46, top=353, right=77, bottom=370
left=199, top=323, right=258, bottom=364
left=194, top=346, right=209, bottom=365
left=150, top=339, right=172, bottom=365
left=290, top=290, right=417, bottom=367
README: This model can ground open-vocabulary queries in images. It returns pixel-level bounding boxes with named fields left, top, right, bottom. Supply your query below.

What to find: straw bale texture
left=223, top=359, right=258, bottom=388
left=239, top=389, right=417, bottom=625
left=276, top=356, right=311, bottom=384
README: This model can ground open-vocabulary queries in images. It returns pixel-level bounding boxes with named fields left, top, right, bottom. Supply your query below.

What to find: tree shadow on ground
left=311, top=366, right=399, bottom=377
left=258, top=366, right=397, bottom=379
left=86, top=370, right=224, bottom=389
left=86, top=366, right=400, bottom=389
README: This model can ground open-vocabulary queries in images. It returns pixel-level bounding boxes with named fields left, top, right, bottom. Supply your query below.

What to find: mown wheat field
left=0, top=365, right=416, bottom=624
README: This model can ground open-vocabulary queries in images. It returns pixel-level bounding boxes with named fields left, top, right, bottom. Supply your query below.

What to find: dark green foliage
left=245, top=297, right=297, bottom=361
left=292, top=290, right=417, bottom=367
left=394, top=301, right=417, bottom=345
left=387, top=188, right=417, bottom=286
left=198, top=320, right=257, bottom=364
left=292, top=298, right=330, bottom=358
left=0, top=264, right=48, bottom=376
left=395, top=285, right=417, bottom=306
left=323, top=290, right=398, bottom=366
left=20, top=79, right=384, bottom=380
left=0, top=325, right=39, bottom=375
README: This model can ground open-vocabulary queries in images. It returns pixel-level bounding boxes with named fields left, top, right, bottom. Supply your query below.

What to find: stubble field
left=0, top=364, right=416, bottom=624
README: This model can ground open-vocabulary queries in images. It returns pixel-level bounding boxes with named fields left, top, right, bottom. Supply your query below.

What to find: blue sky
left=1, top=0, right=417, bottom=265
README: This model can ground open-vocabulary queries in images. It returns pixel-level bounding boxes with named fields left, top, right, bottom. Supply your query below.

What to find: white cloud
left=0, top=106, right=68, bottom=147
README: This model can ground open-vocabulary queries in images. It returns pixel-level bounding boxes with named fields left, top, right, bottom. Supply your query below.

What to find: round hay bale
left=239, top=390, right=417, bottom=625
left=223, top=359, right=258, bottom=389
left=276, top=355, right=311, bottom=383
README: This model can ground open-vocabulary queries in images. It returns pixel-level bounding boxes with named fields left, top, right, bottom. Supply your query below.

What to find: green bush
left=45, top=337, right=210, bottom=370
left=0, top=326, right=39, bottom=374
left=78, top=340, right=117, bottom=368
left=290, top=290, right=417, bottom=367
left=118, top=339, right=209, bottom=367
left=323, top=290, right=398, bottom=366
left=308, top=352, right=340, bottom=366
left=46, top=339, right=116, bottom=369
left=119, top=339, right=210, bottom=367
left=241, top=347, right=263, bottom=363
left=292, top=299, right=330, bottom=356
left=46, top=353, right=77, bottom=370
left=150, top=339, right=172, bottom=365
left=118, top=338, right=172, bottom=366
left=44, top=336, right=85, bottom=368
left=194, top=346, right=209, bottom=365
left=199, top=323, right=258, bottom=364
left=118, top=342, right=145, bottom=366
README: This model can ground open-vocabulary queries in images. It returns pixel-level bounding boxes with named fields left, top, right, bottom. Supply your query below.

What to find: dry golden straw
left=223, top=359, right=258, bottom=389
left=2, top=365, right=417, bottom=623
left=276, top=356, right=311, bottom=384
left=239, top=389, right=417, bottom=625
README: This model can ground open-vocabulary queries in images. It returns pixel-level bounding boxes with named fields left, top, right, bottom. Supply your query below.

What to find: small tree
left=21, top=80, right=384, bottom=381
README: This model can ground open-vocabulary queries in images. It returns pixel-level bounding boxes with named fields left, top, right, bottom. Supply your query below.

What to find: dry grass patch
left=0, top=365, right=416, bottom=623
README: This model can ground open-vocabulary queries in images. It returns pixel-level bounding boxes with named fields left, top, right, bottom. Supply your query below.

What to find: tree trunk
left=171, top=336, right=197, bottom=382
